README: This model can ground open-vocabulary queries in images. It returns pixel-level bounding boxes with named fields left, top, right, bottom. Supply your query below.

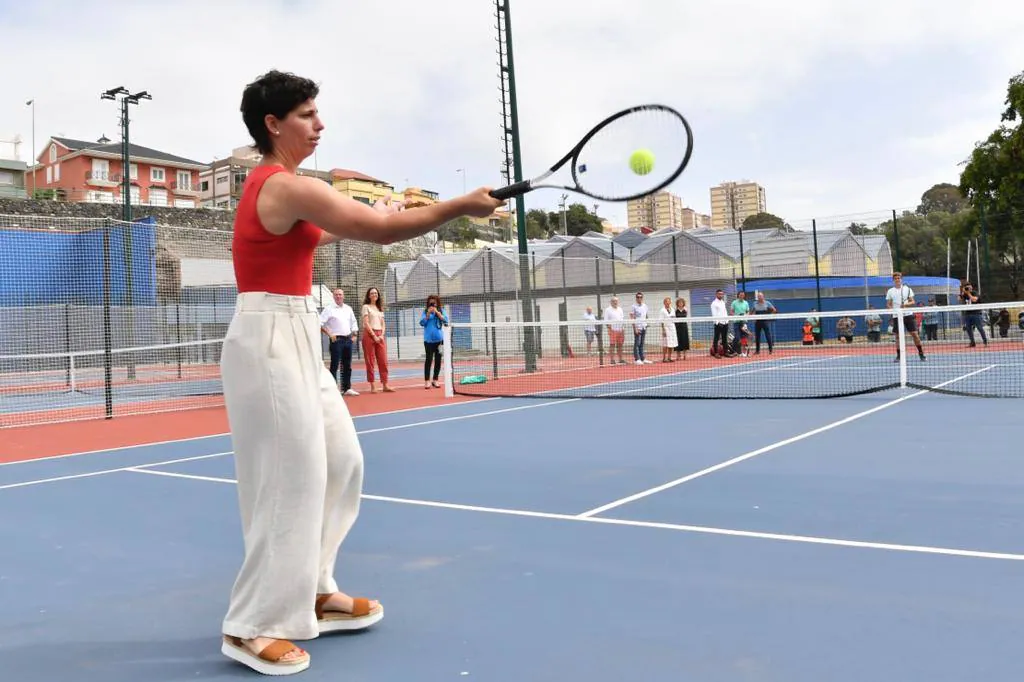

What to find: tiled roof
left=330, top=168, right=387, bottom=184
left=687, top=228, right=779, bottom=259
left=51, top=136, right=205, bottom=167
left=611, top=228, right=648, bottom=250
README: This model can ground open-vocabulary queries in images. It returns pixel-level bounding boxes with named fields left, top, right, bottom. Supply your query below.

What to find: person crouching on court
left=218, top=69, right=503, bottom=676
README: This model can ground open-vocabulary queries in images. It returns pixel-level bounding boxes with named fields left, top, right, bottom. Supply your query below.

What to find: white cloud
left=0, top=0, right=1022, bottom=231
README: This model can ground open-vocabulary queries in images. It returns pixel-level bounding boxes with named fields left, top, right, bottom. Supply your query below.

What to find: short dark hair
left=240, top=70, right=319, bottom=155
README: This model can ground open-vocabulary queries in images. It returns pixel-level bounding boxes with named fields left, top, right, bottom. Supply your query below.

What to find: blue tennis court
left=1, top=386, right=1022, bottom=681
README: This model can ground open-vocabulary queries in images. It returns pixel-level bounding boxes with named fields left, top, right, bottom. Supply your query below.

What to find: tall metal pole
left=500, top=0, right=535, bottom=371
left=25, top=100, right=35, bottom=198
left=891, top=208, right=901, bottom=272
left=120, top=95, right=138, bottom=380
left=812, top=219, right=822, bottom=312
left=732, top=184, right=746, bottom=292
left=979, top=204, right=990, bottom=295
left=102, top=218, right=113, bottom=418
left=103, top=86, right=150, bottom=382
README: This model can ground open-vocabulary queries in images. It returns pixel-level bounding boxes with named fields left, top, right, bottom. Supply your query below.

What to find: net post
left=442, top=323, right=454, bottom=398
left=897, top=311, right=908, bottom=389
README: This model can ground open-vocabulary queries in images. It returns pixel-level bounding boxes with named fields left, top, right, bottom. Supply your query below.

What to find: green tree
left=848, top=222, right=877, bottom=235
left=561, top=203, right=604, bottom=236
left=958, top=69, right=1024, bottom=299
left=742, top=212, right=791, bottom=230
left=878, top=210, right=972, bottom=279
left=918, top=183, right=967, bottom=215
left=526, top=209, right=552, bottom=239
left=437, top=216, right=479, bottom=247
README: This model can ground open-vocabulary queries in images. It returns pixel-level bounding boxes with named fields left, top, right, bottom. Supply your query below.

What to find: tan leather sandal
left=222, top=635, right=310, bottom=676
left=315, top=593, right=384, bottom=633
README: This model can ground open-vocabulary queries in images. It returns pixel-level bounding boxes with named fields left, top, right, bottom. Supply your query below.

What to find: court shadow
left=0, top=636, right=254, bottom=682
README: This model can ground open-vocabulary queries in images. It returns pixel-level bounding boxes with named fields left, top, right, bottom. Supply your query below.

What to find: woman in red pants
left=360, top=287, right=393, bottom=392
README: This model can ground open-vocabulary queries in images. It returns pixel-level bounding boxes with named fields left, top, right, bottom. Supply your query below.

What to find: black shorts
left=896, top=315, right=917, bottom=333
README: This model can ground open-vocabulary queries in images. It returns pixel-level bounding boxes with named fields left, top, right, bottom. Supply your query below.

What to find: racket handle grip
left=489, top=181, right=531, bottom=201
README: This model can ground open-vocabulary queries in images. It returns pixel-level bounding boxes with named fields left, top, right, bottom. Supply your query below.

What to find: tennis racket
left=489, top=104, right=693, bottom=203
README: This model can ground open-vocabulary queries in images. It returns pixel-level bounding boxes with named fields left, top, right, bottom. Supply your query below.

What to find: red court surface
left=0, top=386, right=482, bottom=464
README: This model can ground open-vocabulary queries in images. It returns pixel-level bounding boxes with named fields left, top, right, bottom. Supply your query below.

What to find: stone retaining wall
left=0, top=197, right=235, bottom=231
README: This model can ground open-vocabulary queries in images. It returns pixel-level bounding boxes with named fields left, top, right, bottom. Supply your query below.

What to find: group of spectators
left=318, top=288, right=449, bottom=394
left=575, top=273, right=1023, bottom=364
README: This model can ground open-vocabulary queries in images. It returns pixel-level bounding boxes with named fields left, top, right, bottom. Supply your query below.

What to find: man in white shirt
left=582, top=307, right=597, bottom=354
left=320, top=288, right=360, bottom=394
left=630, top=292, right=652, bottom=364
left=709, top=289, right=730, bottom=358
left=603, top=297, right=626, bottom=364
left=885, top=272, right=925, bottom=362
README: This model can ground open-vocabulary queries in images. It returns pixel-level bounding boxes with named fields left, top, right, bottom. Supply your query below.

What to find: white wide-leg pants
left=219, top=292, right=364, bottom=641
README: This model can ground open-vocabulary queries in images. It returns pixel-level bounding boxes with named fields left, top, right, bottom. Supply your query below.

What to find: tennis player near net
left=885, top=272, right=926, bottom=362
left=219, top=70, right=503, bottom=676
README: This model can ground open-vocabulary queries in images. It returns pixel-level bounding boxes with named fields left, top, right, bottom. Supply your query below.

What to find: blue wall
left=763, top=295, right=888, bottom=342
left=449, top=302, right=472, bottom=350
left=0, top=219, right=157, bottom=306
left=741, top=276, right=960, bottom=343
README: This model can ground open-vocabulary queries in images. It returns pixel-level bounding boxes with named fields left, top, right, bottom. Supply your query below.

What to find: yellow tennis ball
left=629, top=149, right=655, bottom=175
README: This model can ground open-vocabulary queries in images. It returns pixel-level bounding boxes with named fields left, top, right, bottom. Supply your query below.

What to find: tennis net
left=0, top=338, right=225, bottom=427
left=443, top=299, right=1024, bottom=400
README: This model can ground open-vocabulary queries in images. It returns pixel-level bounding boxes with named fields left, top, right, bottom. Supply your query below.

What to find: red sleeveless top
left=232, top=165, right=323, bottom=295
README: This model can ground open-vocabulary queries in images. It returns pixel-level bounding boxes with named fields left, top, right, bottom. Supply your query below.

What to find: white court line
left=0, top=451, right=233, bottom=490
left=125, top=467, right=234, bottom=484
left=0, top=433, right=233, bottom=468
left=597, top=356, right=843, bottom=397
left=122, top=468, right=1024, bottom=562
left=576, top=365, right=998, bottom=518
left=354, top=398, right=578, bottom=434
left=0, top=399, right=580, bottom=490
left=0, top=396, right=503, bottom=468
left=523, top=354, right=847, bottom=399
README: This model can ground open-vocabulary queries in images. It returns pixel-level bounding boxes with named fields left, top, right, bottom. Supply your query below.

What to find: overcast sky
left=1, top=0, right=1022, bottom=230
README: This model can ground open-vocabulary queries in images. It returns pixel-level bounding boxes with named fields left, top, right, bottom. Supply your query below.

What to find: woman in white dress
left=659, top=297, right=678, bottom=362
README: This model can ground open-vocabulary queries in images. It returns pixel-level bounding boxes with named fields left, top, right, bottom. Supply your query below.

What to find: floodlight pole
left=102, top=86, right=151, bottom=382
left=25, top=99, right=35, bottom=197
left=498, top=0, right=536, bottom=371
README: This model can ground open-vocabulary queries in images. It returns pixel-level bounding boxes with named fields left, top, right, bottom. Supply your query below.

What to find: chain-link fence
left=2, top=201, right=1020, bottom=426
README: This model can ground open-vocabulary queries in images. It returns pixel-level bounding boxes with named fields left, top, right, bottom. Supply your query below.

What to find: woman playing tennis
left=219, top=69, right=503, bottom=675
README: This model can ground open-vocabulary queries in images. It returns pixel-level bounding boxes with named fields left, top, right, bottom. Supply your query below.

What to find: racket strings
left=572, top=107, right=692, bottom=202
